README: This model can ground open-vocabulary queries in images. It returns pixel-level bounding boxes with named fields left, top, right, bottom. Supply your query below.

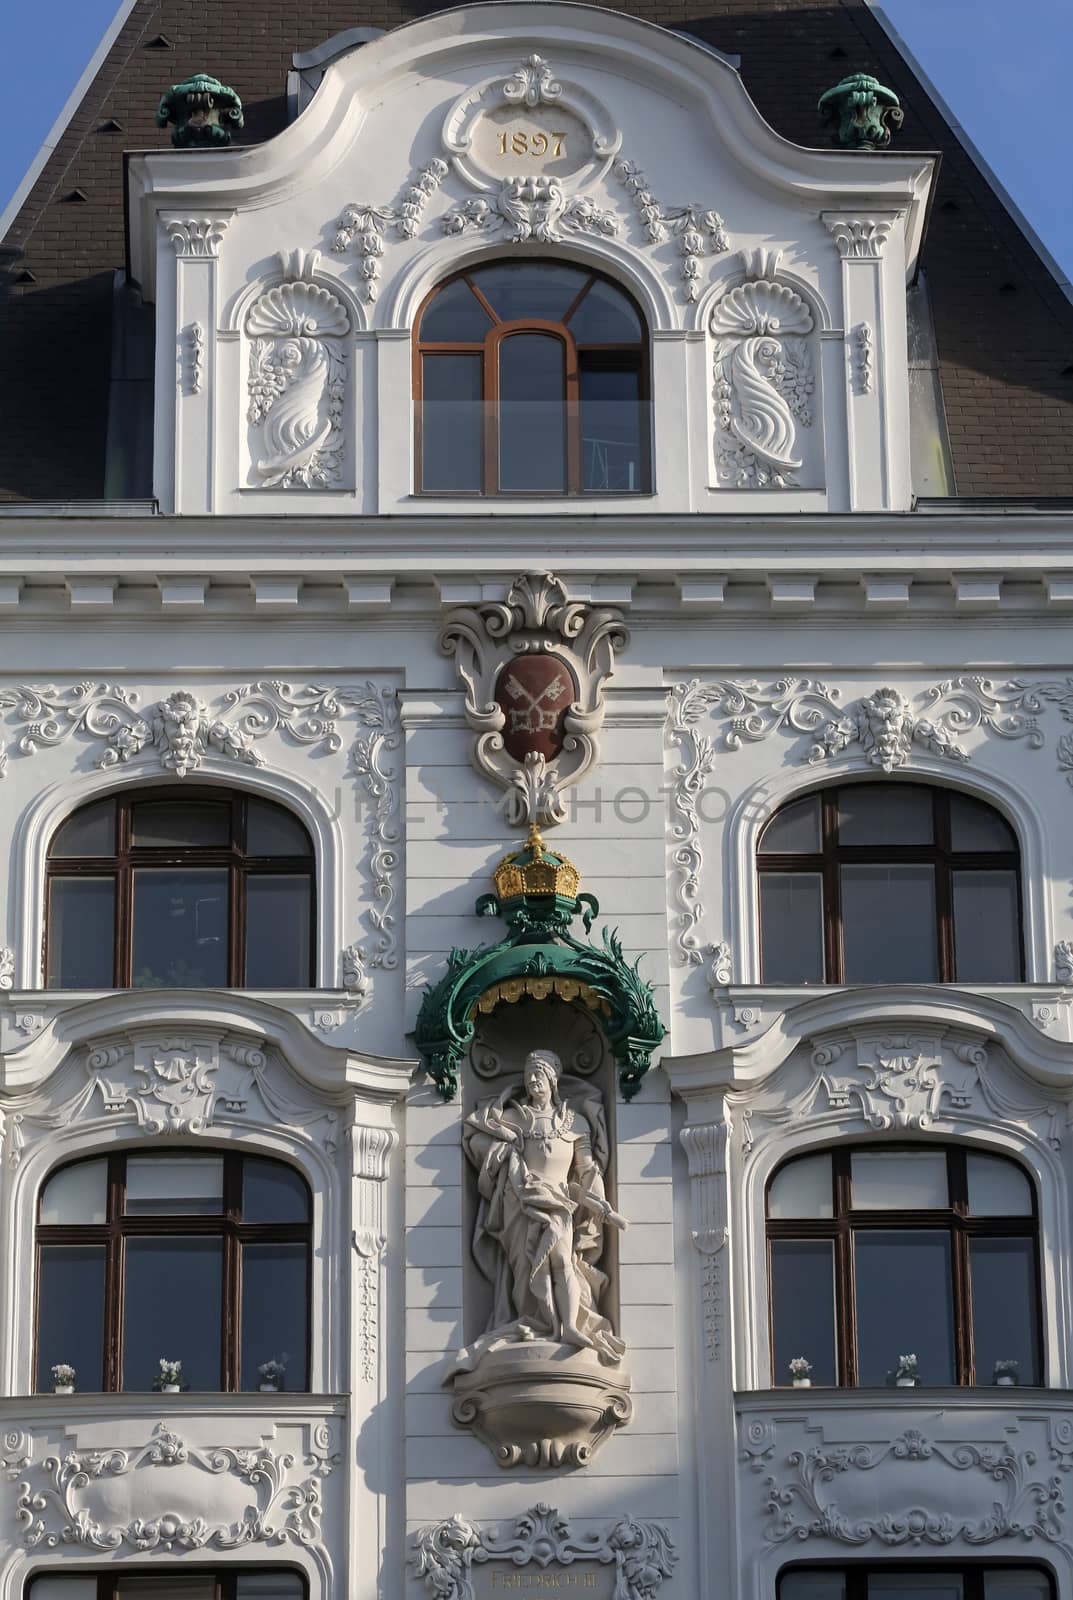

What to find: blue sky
left=2, top=0, right=1071, bottom=283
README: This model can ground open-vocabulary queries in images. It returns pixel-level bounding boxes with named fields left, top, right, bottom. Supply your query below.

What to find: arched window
left=35, top=1151, right=311, bottom=1393
left=30, top=1570, right=306, bottom=1600
left=415, top=260, right=650, bottom=496
left=767, top=1145, right=1041, bottom=1388
left=46, top=788, right=315, bottom=989
left=757, top=783, right=1022, bottom=984
left=779, top=1564, right=1053, bottom=1600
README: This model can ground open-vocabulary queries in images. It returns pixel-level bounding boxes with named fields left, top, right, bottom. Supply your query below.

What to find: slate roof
left=1, top=0, right=1071, bottom=502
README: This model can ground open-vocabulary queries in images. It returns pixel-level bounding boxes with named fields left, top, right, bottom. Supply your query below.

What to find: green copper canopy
left=818, top=73, right=903, bottom=151
left=156, top=73, right=244, bottom=149
left=414, top=827, right=666, bottom=1101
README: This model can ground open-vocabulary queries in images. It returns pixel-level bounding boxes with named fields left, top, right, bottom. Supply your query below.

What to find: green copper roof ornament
left=818, top=73, right=904, bottom=151
left=414, top=825, right=666, bottom=1102
left=156, top=73, right=244, bottom=149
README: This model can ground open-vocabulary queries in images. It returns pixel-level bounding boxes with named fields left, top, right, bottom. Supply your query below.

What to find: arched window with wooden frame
left=35, top=1150, right=312, bottom=1393
left=766, top=1144, right=1042, bottom=1389
left=414, top=260, right=651, bottom=496
left=45, top=787, right=315, bottom=989
left=757, top=782, right=1023, bottom=985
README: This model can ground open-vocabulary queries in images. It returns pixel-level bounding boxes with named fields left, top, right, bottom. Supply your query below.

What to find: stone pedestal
left=450, top=1340, right=632, bottom=1468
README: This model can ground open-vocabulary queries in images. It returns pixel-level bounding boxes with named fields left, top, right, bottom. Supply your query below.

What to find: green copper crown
left=415, top=835, right=666, bottom=1102
left=819, top=73, right=903, bottom=151
left=156, top=73, right=244, bottom=149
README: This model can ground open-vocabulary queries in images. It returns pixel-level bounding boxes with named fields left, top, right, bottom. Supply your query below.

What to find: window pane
left=36, top=1244, right=106, bottom=1392
left=967, top=1153, right=1033, bottom=1216
left=115, top=1579, right=217, bottom=1600
left=421, top=354, right=482, bottom=492
left=759, top=796, right=821, bottom=853
left=123, top=1237, right=223, bottom=1390
left=854, top=1230, right=955, bottom=1385
left=953, top=870, right=1020, bottom=981
left=246, top=876, right=311, bottom=986
left=131, top=798, right=230, bottom=847
left=768, top=1153, right=833, bottom=1219
left=47, top=877, right=114, bottom=987
left=241, top=1242, right=308, bottom=1390
left=40, top=1159, right=108, bottom=1224
left=420, top=275, right=494, bottom=341
left=759, top=872, right=824, bottom=982
left=771, top=1240, right=837, bottom=1386
left=580, top=362, right=646, bottom=492
left=984, top=1573, right=1052, bottom=1600
left=971, top=1236, right=1040, bottom=1384
left=850, top=1151, right=949, bottom=1210
left=50, top=798, right=115, bottom=856
left=243, top=1158, right=309, bottom=1223
left=837, top=784, right=933, bottom=845
left=472, top=261, right=588, bottom=323
left=841, top=865, right=938, bottom=982
left=498, top=334, right=566, bottom=492
left=568, top=277, right=642, bottom=342
left=125, top=1156, right=223, bottom=1215
left=236, top=1576, right=306, bottom=1600
left=131, top=868, right=228, bottom=987
left=869, top=1578, right=963, bottom=1600
left=780, top=1577, right=845, bottom=1600
left=29, top=1579, right=98, bottom=1600
left=246, top=799, right=311, bottom=856
left=950, top=791, right=1017, bottom=851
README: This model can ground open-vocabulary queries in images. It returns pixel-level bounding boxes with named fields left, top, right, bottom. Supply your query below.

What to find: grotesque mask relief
left=711, top=249, right=818, bottom=489
left=246, top=252, right=350, bottom=489
left=448, top=1043, right=632, bottom=1468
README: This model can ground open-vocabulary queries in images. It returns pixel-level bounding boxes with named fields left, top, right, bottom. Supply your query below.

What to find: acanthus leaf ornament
left=440, top=572, right=628, bottom=827
left=711, top=251, right=815, bottom=488
left=443, top=177, right=619, bottom=243
left=410, top=1504, right=677, bottom=1600
left=246, top=252, right=349, bottom=489
left=0, top=947, right=14, bottom=990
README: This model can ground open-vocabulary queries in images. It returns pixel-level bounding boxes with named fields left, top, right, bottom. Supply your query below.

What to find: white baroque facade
left=1, top=7, right=1072, bottom=1600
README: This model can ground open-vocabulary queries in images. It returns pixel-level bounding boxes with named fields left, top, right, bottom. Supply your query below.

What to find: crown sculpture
left=156, top=73, right=245, bottom=148
left=415, top=825, right=665, bottom=1100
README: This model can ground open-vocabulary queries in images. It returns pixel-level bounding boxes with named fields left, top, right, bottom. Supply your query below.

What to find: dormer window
left=414, top=261, right=650, bottom=496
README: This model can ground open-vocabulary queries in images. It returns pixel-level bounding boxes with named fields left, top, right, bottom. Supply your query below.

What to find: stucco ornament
left=247, top=252, right=349, bottom=488
left=818, top=72, right=904, bottom=151
left=442, top=176, right=619, bottom=243
left=440, top=571, right=628, bottom=826
left=448, top=1050, right=632, bottom=1468
left=712, top=252, right=814, bottom=488
left=410, top=1503, right=677, bottom=1599
left=614, top=158, right=729, bottom=301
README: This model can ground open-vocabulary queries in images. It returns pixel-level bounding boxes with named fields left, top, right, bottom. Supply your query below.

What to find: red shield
left=494, top=654, right=578, bottom=763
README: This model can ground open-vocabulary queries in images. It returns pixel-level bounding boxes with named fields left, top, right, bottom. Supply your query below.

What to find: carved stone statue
left=448, top=1049, right=632, bottom=1467
left=453, top=1049, right=625, bottom=1370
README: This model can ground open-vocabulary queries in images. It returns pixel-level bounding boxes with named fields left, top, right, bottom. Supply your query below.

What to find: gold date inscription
left=497, top=129, right=567, bottom=158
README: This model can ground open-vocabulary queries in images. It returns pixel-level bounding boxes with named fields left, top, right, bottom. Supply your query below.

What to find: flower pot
left=996, top=1375, right=1016, bottom=1387
left=792, top=1378, right=811, bottom=1388
left=161, top=1383, right=181, bottom=1393
left=259, top=1382, right=280, bottom=1393
left=896, top=1377, right=917, bottom=1387
left=53, top=1385, right=74, bottom=1396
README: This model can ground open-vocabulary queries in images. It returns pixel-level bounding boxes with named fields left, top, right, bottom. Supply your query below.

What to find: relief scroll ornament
left=246, top=252, right=349, bottom=489
left=711, top=251, right=815, bottom=489
left=447, top=1049, right=632, bottom=1468
left=440, top=571, right=628, bottom=827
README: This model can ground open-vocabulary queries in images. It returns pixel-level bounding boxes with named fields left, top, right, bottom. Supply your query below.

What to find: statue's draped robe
left=452, top=1076, right=625, bottom=1371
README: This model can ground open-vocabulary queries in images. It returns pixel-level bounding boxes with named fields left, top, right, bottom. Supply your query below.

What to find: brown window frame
left=28, top=1570, right=308, bottom=1600
left=413, top=263, right=651, bottom=497
left=45, top=788, right=316, bottom=989
left=778, top=1562, right=1056, bottom=1600
left=34, top=1150, right=312, bottom=1393
left=766, top=1144, right=1042, bottom=1388
left=757, top=784, right=1024, bottom=983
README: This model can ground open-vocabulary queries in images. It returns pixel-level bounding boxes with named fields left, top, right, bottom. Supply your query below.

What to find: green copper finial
left=414, top=832, right=666, bottom=1102
left=156, top=73, right=244, bottom=149
left=819, top=72, right=903, bottom=151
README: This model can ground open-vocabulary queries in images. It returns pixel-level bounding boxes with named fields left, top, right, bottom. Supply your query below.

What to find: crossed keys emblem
left=502, top=668, right=570, bottom=733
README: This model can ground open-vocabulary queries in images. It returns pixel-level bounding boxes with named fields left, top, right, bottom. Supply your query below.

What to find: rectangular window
left=840, top=865, right=938, bottom=983
left=36, top=1245, right=106, bottom=1393
left=759, top=872, right=824, bottom=983
left=246, top=875, right=312, bottom=986
left=853, top=1230, right=955, bottom=1385
left=241, top=1242, right=308, bottom=1390
left=421, top=353, right=482, bottom=492
left=970, top=1235, right=1040, bottom=1384
left=579, top=361, right=647, bottom=492
left=131, top=868, right=228, bottom=988
left=771, top=1239, right=837, bottom=1386
left=953, top=870, right=1020, bottom=981
left=123, top=1237, right=223, bottom=1391
left=46, top=878, right=115, bottom=988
